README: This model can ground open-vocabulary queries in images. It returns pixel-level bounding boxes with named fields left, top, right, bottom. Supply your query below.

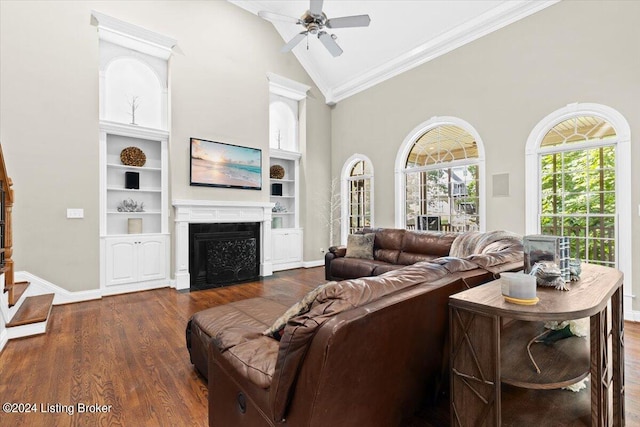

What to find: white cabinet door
left=138, top=237, right=166, bottom=282
left=272, top=228, right=302, bottom=270
left=105, top=235, right=167, bottom=287
left=106, top=238, right=138, bottom=286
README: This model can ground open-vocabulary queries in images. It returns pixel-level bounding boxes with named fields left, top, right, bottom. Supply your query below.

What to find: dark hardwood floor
left=0, top=267, right=638, bottom=426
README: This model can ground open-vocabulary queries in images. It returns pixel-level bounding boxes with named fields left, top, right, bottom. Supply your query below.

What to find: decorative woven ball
left=270, top=165, right=285, bottom=179
left=120, top=146, right=146, bottom=167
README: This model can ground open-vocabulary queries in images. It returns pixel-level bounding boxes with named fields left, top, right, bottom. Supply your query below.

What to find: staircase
left=0, top=142, right=55, bottom=342
left=5, top=288, right=55, bottom=338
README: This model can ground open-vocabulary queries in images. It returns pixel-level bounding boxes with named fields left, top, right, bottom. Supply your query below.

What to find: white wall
left=331, top=0, right=640, bottom=310
left=0, top=1, right=332, bottom=292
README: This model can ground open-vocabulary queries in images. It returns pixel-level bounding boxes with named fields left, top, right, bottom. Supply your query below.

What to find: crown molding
left=91, top=10, right=177, bottom=60
left=329, top=0, right=560, bottom=103
left=229, top=0, right=559, bottom=105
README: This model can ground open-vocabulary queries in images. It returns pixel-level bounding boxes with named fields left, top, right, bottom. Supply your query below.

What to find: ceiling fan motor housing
left=301, top=11, right=327, bottom=34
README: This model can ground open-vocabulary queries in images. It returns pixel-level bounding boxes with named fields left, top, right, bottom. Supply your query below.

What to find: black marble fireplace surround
left=189, top=222, right=260, bottom=291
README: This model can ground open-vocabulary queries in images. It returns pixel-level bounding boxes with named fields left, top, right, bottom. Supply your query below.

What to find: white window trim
left=394, top=116, right=486, bottom=230
left=524, top=102, right=632, bottom=318
left=341, top=154, right=374, bottom=244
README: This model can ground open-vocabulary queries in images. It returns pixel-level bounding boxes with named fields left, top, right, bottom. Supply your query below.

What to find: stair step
left=6, top=294, right=54, bottom=327
left=8, top=282, right=29, bottom=307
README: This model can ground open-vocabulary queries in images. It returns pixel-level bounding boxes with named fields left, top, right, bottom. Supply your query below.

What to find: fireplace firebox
left=189, top=222, right=260, bottom=290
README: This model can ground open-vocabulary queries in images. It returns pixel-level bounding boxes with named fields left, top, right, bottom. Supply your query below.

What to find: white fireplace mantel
left=172, top=200, right=274, bottom=290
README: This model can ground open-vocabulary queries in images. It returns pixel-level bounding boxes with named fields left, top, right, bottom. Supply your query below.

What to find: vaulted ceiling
left=229, top=0, right=558, bottom=104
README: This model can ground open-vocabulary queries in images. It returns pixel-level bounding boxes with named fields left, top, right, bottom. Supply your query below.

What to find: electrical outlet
left=320, top=248, right=325, bottom=254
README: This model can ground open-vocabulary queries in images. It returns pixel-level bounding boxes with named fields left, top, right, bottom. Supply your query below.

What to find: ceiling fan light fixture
left=258, top=0, right=370, bottom=57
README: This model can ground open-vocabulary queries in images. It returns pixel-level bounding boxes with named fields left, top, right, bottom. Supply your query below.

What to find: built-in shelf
left=270, top=149, right=302, bottom=271
left=99, top=121, right=169, bottom=292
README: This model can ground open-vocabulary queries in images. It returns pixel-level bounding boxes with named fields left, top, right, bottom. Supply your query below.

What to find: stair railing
left=0, top=143, right=15, bottom=305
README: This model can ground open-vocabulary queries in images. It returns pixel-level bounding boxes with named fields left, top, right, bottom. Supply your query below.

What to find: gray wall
left=0, top=1, right=332, bottom=292
left=331, top=0, right=640, bottom=309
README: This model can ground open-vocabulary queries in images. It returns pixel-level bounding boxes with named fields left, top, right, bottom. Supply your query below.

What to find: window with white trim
left=399, top=121, right=483, bottom=232
left=537, top=116, right=618, bottom=266
left=341, top=156, right=373, bottom=240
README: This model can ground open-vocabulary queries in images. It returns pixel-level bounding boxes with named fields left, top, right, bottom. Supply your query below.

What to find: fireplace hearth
left=189, top=222, right=260, bottom=290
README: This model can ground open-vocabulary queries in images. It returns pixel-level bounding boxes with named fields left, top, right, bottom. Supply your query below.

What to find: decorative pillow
left=263, top=281, right=336, bottom=340
left=345, top=233, right=375, bottom=260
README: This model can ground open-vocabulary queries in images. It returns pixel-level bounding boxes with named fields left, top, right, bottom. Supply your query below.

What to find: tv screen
left=190, top=138, right=262, bottom=190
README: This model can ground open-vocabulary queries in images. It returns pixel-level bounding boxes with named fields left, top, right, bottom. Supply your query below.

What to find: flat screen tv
left=190, top=137, right=262, bottom=190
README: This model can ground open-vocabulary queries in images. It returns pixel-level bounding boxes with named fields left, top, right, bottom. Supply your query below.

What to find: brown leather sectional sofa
left=325, top=228, right=524, bottom=281
left=187, top=229, right=523, bottom=426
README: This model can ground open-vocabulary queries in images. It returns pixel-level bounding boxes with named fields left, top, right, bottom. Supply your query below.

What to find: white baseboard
left=630, top=310, right=640, bottom=322
left=0, top=328, right=7, bottom=353
left=302, top=259, right=324, bottom=268
left=15, top=271, right=101, bottom=305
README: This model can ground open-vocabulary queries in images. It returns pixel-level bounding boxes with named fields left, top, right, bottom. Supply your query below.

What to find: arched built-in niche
left=104, top=57, right=163, bottom=129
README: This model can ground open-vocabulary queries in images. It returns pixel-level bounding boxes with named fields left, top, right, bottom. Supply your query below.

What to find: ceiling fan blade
left=309, top=0, right=324, bottom=16
left=258, top=10, right=302, bottom=25
left=318, top=31, right=343, bottom=57
left=281, top=32, right=308, bottom=53
left=326, top=14, right=371, bottom=29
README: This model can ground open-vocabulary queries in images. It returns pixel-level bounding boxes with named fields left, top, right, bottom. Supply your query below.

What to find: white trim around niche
left=91, top=10, right=177, bottom=59
left=267, top=72, right=311, bottom=101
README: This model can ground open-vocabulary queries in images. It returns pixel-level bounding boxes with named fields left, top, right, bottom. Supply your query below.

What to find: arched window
left=341, top=154, right=374, bottom=242
left=525, top=103, right=631, bottom=314
left=395, top=117, right=485, bottom=232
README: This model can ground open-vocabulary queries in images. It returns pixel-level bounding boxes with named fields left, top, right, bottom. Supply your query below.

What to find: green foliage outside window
left=539, top=145, right=616, bottom=265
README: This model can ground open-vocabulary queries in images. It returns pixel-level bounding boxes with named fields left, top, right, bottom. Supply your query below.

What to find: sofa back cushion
left=364, top=228, right=405, bottom=264
left=269, top=261, right=449, bottom=421
left=396, top=230, right=457, bottom=265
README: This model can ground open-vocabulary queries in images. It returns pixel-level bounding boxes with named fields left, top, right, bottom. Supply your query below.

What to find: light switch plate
left=67, top=208, right=84, bottom=219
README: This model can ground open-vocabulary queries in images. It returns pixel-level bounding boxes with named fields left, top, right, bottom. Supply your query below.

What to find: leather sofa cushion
left=375, top=248, right=400, bottom=264
left=397, top=252, right=439, bottom=265
left=328, top=257, right=390, bottom=279
left=368, top=228, right=405, bottom=252
left=192, top=299, right=278, bottom=340
left=402, top=231, right=458, bottom=257
left=223, top=335, right=280, bottom=389
left=372, top=263, right=404, bottom=276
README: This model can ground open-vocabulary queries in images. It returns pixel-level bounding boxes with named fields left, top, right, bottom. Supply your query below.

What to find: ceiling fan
left=258, top=0, right=371, bottom=57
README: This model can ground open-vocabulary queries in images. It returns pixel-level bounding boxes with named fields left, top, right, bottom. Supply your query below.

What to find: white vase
left=128, top=218, right=142, bottom=234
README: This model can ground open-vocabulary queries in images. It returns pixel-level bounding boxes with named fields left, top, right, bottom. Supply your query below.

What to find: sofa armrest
left=325, top=246, right=347, bottom=280
left=328, top=246, right=347, bottom=257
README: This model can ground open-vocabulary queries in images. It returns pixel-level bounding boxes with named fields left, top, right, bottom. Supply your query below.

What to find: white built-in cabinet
left=99, top=122, right=170, bottom=295
left=93, top=11, right=175, bottom=295
left=105, top=235, right=167, bottom=286
left=270, top=150, right=303, bottom=271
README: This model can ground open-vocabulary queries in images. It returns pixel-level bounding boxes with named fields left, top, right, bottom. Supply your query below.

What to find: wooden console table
left=449, top=263, right=624, bottom=426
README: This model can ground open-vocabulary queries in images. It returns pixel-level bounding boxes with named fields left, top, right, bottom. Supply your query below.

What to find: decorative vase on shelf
left=128, top=218, right=142, bottom=234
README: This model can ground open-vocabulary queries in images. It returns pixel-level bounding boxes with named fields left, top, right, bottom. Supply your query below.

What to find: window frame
left=525, top=102, right=632, bottom=317
left=341, top=154, right=374, bottom=244
left=394, top=116, right=486, bottom=231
